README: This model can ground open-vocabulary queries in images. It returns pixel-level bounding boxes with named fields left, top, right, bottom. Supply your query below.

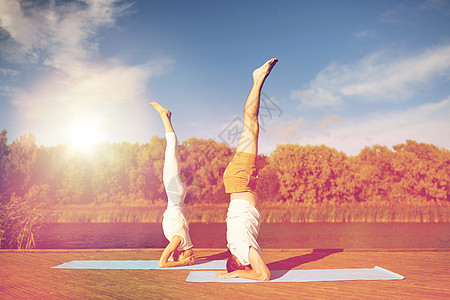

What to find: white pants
left=162, top=132, right=192, bottom=250
left=163, top=132, right=186, bottom=208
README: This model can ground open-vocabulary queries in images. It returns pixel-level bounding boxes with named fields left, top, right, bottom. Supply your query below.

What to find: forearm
left=158, top=259, right=189, bottom=268
left=230, top=269, right=270, bottom=281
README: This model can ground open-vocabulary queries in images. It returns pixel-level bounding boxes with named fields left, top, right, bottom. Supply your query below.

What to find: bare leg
left=236, top=58, right=278, bottom=155
left=231, top=58, right=278, bottom=205
left=221, top=59, right=278, bottom=278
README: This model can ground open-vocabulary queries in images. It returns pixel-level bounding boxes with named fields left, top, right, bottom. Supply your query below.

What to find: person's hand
left=215, top=271, right=238, bottom=279
left=183, top=255, right=196, bottom=266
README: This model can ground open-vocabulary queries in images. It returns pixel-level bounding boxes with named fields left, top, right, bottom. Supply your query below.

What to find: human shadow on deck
left=266, top=249, right=343, bottom=280
left=195, top=250, right=230, bottom=263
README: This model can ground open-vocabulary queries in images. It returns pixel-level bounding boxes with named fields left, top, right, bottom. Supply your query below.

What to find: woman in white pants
left=150, top=102, right=195, bottom=268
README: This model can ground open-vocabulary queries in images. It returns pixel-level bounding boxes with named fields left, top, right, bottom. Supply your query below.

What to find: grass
left=48, top=202, right=450, bottom=223
left=260, top=202, right=450, bottom=223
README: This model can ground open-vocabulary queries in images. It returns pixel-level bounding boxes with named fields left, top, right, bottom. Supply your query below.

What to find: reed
left=48, top=205, right=164, bottom=223
left=48, top=202, right=450, bottom=223
left=260, top=202, right=450, bottom=223
left=0, top=194, right=48, bottom=249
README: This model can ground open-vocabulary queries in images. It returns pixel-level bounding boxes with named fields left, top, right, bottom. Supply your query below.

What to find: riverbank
left=48, top=203, right=450, bottom=223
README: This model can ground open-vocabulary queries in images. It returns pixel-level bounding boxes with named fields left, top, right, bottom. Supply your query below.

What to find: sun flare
left=67, top=118, right=103, bottom=152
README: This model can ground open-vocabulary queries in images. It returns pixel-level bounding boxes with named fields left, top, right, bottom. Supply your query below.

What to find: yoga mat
left=52, top=260, right=226, bottom=270
left=185, top=266, right=405, bottom=283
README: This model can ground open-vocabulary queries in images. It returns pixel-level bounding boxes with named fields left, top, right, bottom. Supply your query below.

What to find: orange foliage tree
left=0, top=131, right=449, bottom=207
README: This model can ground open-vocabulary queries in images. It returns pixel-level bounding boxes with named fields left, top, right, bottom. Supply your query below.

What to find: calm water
left=36, top=223, right=450, bottom=249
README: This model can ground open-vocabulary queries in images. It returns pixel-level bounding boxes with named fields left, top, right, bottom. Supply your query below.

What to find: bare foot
left=150, top=101, right=172, bottom=119
left=252, top=58, right=278, bottom=83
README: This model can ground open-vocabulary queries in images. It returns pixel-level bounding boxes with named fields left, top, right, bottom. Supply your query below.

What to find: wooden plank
left=1, top=249, right=449, bottom=299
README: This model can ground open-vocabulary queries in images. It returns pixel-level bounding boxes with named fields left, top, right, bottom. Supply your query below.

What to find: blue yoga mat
left=52, top=260, right=226, bottom=270
left=186, top=266, right=405, bottom=282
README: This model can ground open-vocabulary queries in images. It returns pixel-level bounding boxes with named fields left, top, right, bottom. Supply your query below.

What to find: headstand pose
left=150, top=102, right=195, bottom=268
left=216, top=58, right=278, bottom=281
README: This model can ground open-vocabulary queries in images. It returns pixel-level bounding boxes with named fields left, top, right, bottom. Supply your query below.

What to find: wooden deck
left=1, top=248, right=449, bottom=299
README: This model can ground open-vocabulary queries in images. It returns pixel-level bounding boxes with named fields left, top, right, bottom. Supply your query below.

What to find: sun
left=67, top=118, right=103, bottom=152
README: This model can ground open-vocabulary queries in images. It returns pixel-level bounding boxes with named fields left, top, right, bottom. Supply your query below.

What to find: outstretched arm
left=158, top=236, right=194, bottom=268
left=215, top=247, right=271, bottom=281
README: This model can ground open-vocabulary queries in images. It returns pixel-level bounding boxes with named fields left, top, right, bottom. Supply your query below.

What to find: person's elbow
left=258, top=269, right=271, bottom=281
left=158, top=261, right=166, bottom=268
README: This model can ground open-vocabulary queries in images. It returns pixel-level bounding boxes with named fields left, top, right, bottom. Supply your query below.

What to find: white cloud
left=318, top=114, right=345, bottom=129
left=379, top=3, right=419, bottom=24
left=353, top=29, right=378, bottom=39
left=380, top=0, right=450, bottom=24
left=0, top=0, right=132, bottom=68
left=290, top=87, right=341, bottom=108
left=290, top=45, right=450, bottom=108
left=0, top=67, right=19, bottom=78
left=12, top=58, right=174, bottom=119
left=10, top=55, right=175, bottom=145
left=295, top=97, right=450, bottom=155
left=266, top=117, right=307, bottom=144
left=422, top=0, right=450, bottom=15
left=0, top=0, right=174, bottom=146
left=0, top=0, right=35, bottom=50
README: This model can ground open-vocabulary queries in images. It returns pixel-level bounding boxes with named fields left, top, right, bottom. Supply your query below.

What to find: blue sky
left=1, top=0, right=449, bottom=155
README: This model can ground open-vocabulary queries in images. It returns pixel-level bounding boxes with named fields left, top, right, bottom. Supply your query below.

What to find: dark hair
left=226, top=254, right=251, bottom=272
left=172, top=249, right=181, bottom=261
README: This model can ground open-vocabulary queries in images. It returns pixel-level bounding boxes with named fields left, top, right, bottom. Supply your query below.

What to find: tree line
left=1, top=129, right=449, bottom=248
left=1, top=129, right=449, bottom=208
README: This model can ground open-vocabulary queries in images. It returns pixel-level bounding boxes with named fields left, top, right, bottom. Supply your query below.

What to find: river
left=36, top=223, right=450, bottom=249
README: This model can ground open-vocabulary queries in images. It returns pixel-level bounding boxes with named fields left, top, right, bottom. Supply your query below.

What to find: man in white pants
left=150, top=102, right=195, bottom=268
left=216, top=58, right=278, bottom=281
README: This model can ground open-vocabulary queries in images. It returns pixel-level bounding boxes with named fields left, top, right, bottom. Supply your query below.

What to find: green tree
left=0, top=130, right=9, bottom=204
left=56, top=157, right=88, bottom=204
left=393, top=140, right=450, bottom=202
left=91, top=143, right=127, bottom=204
left=353, top=145, right=399, bottom=203
left=30, top=145, right=64, bottom=205
left=3, top=134, right=38, bottom=199
left=271, top=144, right=348, bottom=204
left=255, top=154, right=281, bottom=203
left=129, top=136, right=166, bottom=204
left=180, top=138, right=233, bottom=203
